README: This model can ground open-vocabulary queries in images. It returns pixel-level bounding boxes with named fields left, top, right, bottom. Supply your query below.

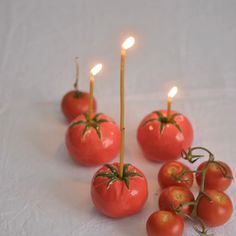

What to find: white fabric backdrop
left=0, top=0, right=236, bottom=235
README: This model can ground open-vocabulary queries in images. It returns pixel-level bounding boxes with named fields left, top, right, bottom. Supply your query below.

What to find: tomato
left=159, top=186, right=194, bottom=216
left=61, top=90, right=97, bottom=122
left=197, top=190, right=233, bottom=227
left=196, top=161, right=233, bottom=191
left=158, top=161, right=194, bottom=189
left=137, top=110, right=193, bottom=162
left=66, top=113, right=120, bottom=166
left=91, top=163, right=148, bottom=218
left=146, top=210, right=184, bottom=236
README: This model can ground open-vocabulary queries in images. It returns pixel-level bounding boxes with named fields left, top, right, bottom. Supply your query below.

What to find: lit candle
left=89, top=64, right=103, bottom=122
left=119, top=36, right=135, bottom=178
left=74, top=57, right=80, bottom=91
left=167, top=86, right=178, bottom=120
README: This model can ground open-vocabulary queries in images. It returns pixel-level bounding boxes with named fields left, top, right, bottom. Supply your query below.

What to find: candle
left=89, top=64, right=103, bottom=122
left=74, top=57, right=80, bottom=91
left=119, top=36, right=135, bottom=178
left=167, top=86, right=178, bottom=120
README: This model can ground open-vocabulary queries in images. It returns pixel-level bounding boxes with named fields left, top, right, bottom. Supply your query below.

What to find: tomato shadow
left=53, top=143, right=100, bottom=183
left=54, top=143, right=78, bottom=167
left=49, top=100, right=68, bottom=125
left=104, top=208, right=148, bottom=236
left=23, top=101, right=68, bottom=159
left=86, top=206, right=147, bottom=236
left=52, top=178, right=93, bottom=215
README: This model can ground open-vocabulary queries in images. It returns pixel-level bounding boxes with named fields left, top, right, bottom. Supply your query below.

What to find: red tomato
left=137, top=110, right=193, bottom=162
left=66, top=113, right=120, bottom=166
left=159, top=186, right=194, bottom=216
left=91, top=163, right=148, bottom=218
left=196, top=161, right=233, bottom=191
left=61, top=90, right=97, bottom=122
left=158, top=161, right=194, bottom=189
left=197, top=190, right=233, bottom=227
left=146, top=210, right=184, bottom=236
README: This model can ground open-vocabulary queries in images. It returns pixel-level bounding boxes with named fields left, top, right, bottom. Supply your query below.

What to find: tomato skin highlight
left=91, top=163, right=148, bottom=218
left=66, top=114, right=120, bottom=166
left=159, top=186, right=194, bottom=216
left=197, top=189, right=233, bottom=227
left=158, top=161, right=194, bottom=189
left=146, top=210, right=184, bottom=236
left=61, top=90, right=97, bottom=122
left=196, top=161, right=233, bottom=191
left=137, top=110, right=193, bottom=162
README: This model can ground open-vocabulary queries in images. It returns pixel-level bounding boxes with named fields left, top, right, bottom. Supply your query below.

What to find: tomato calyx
left=172, top=201, right=196, bottom=215
left=143, top=111, right=182, bottom=134
left=171, top=169, right=195, bottom=186
left=95, top=163, right=142, bottom=189
left=70, top=113, right=111, bottom=139
left=193, top=226, right=213, bottom=236
left=181, top=146, right=214, bottom=164
left=73, top=90, right=83, bottom=98
left=193, top=227, right=212, bottom=236
left=186, top=214, right=213, bottom=236
left=208, top=161, right=233, bottom=180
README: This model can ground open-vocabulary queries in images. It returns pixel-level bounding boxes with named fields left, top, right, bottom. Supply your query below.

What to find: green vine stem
left=182, top=147, right=214, bottom=217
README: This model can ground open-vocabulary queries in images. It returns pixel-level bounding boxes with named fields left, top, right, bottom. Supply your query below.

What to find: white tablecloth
left=0, top=1, right=236, bottom=235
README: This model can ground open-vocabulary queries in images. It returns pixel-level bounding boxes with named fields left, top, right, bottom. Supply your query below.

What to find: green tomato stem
left=74, top=57, right=79, bottom=91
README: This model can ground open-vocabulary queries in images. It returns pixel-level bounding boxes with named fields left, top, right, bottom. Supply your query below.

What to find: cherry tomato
left=61, top=90, right=97, bottom=122
left=137, top=110, right=193, bottom=162
left=159, top=186, right=194, bottom=216
left=196, top=161, right=233, bottom=191
left=146, top=210, right=184, bottom=236
left=66, top=113, right=120, bottom=166
left=197, top=190, right=233, bottom=227
left=158, top=161, right=194, bottom=189
left=91, top=163, right=148, bottom=218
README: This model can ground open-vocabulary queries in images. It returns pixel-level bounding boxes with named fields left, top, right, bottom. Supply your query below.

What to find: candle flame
left=122, top=36, right=135, bottom=50
left=90, top=64, right=103, bottom=76
left=168, top=86, right=178, bottom=98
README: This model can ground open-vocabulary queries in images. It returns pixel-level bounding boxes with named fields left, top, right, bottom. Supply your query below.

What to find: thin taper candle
left=89, top=75, right=94, bottom=122
left=88, top=64, right=103, bottom=122
left=119, top=48, right=126, bottom=177
left=119, top=36, right=135, bottom=178
left=167, top=97, right=172, bottom=120
left=167, top=86, right=178, bottom=120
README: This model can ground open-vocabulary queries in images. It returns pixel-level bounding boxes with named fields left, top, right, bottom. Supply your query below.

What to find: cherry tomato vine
left=171, top=146, right=234, bottom=236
